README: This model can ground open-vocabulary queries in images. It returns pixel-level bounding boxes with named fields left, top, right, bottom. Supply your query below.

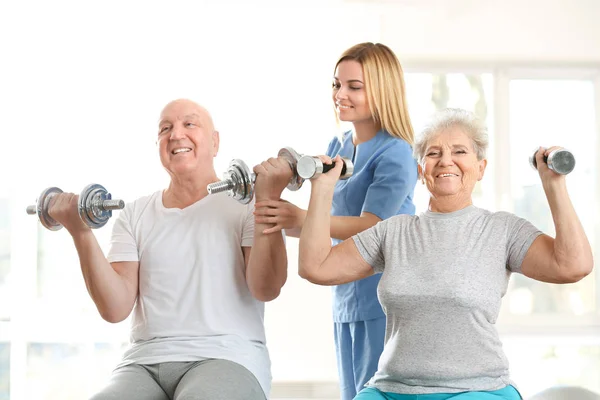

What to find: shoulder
left=379, top=134, right=413, bottom=155
left=469, top=208, right=529, bottom=232
left=112, top=191, right=160, bottom=231
left=382, top=213, right=416, bottom=227
left=485, top=209, right=522, bottom=223
left=125, top=191, right=160, bottom=215
left=216, top=194, right=255, bottom=225
left=205, top=192, right=252, bottom=214
left=367, top=133, right=414, bottom=162
left=134, top=191, right=160, bottom=206
left=328, top=130, right=351, bottom=147
left=372, top=136, right=417, bottom=172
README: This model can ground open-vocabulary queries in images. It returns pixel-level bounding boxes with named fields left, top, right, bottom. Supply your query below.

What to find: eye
left=349, top=86, right=362, bottom=91
left=426, top=151, right=440, bottom=157
left=332, top=82, right=341, bottom=89
left=159, top=126, right=170, bottom=135
left=454, top=149, right=467, bottom=154
left=184, top=122, right=195, bottom=128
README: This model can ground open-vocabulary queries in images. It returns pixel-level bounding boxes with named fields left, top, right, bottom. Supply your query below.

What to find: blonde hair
left=334, top=42, right=414, bottom=145
left=413, top=108, right=489, bottom=163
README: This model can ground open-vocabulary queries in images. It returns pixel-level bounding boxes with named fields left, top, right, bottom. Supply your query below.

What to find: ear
left=417, top=163, right=425, bottom=184
left=212, top=130, right=220, bottom=157
left=477, top=158, right=487, bottom=181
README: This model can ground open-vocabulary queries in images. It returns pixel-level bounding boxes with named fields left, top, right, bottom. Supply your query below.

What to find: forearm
left=330, top=215, right=379, bottom=241
left=545, top=181, right=593, bottom=274
left=298, top=185, right=335, bottom=279
left=285, top=211, right=377, bottom=240
left=71, top=231, right=135, bottom=322
left=247, top=224, right=288, bottom=302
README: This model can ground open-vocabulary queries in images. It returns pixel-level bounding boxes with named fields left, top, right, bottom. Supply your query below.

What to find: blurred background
left=0, top=0, right=599, bottom=399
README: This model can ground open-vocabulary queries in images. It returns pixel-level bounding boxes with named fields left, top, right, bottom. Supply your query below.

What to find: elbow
left=98, top=302, right=134, bottom=323
left=302, top=274, right=327, bottom=285
left=298, top=263, right=328, bottom=285
left=298, top=268, right=313, bottom=282
left=99, top=309, right=129, bottom=324
left=571, top=262, right=593, bottom=283
left=249, top=276, right=286, bottom=302
left=298, top=261, right=313, bottom=282
left=250, top=285, right=282, bottom=302
left=559, top=259, right=594, bottom=283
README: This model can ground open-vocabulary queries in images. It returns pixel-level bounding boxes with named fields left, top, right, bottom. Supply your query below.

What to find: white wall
left=377, top=0, right=600, bottom=64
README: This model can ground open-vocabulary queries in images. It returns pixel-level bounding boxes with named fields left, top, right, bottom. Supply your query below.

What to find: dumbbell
left=530, top=148, right=575, bottom=175
left=26, top=183, right=125, bottom=230
left=207, top=147, right=305, bottom=204
left=208, top=147, right=355, bottom=204
left=296, top=156, right=354, bottom=180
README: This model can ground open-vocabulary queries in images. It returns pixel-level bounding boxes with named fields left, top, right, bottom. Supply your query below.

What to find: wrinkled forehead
left=426, top=126, right=473, bottom=149
left=159, top=112, right=203, bottom=125
left=158, top=101, right=210, bottom=126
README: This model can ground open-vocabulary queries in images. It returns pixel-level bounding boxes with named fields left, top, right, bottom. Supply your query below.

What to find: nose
left=169, top=124, right=186, bottom=141
left=439, top=151, right=454, bottom=166
left=334, top=86, right=348, bottom=102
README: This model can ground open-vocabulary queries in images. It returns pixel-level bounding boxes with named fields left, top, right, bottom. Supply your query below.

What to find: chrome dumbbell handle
left=297, top=156, right=354, bottom=180
left=530, top=148, right=575, bottom=175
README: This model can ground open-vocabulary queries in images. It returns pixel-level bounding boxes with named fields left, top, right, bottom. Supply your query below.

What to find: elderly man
left=49, top=99, right=291, bottom=400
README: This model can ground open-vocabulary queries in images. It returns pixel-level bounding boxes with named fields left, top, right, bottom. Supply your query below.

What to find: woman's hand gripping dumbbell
left=530, top=147, right=575, bottom=175
left=26, top=184, right=125, bottom=231
left=296, top=154, right=354, bottom=180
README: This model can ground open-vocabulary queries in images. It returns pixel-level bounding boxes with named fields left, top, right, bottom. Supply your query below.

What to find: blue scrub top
left=327, top=130, right=417, bottom=322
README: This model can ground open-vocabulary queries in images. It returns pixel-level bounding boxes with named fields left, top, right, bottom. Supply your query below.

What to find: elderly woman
left=298, top=108, right=593, bottom=400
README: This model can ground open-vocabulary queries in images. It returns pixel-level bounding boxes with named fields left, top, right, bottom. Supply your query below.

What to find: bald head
left=159, top=99, right=215, bottom=133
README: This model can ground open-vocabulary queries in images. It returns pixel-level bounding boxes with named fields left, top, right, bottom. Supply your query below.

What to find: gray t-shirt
left=352, top=205, right=542, bottom=394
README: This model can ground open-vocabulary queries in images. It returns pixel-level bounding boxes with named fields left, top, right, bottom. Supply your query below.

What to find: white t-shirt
left=107, top=190, right=271, bottom=396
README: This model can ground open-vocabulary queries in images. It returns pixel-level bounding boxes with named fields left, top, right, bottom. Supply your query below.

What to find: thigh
left=351, top=317, right=386, bottom=392
left=174, top=358, right=265, bottom=400
left=448, top=386, right=522, bottom=400
left=354, top=387, right=389, bottom=400
left=89, top=364, right=168, bottom=400
left=354, top=387, right=421, bottom=400
left=335, top=322, right=357, bottom=400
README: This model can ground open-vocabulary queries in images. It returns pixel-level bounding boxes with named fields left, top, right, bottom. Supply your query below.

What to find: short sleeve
left=107, top=203, right=139, bottom=263
left=352, top=219, right=389, bottom=273
left=504, top=213, right=543, bottom=273
left=241, top=202, right=255, bottom=248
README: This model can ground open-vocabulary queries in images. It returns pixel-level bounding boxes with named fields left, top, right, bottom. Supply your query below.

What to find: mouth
left=171, top=147, right=192, bottom=155
left=336, top=103, right=353, bottom=110
left=436, top=173, right=459, bottom=178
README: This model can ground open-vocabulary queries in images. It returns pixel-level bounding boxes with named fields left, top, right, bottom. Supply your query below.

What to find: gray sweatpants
left=90, top=359, right=266, bottom=400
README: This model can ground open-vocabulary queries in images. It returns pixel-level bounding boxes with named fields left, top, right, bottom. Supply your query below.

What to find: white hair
left=413, top=108, right=489, bottom=163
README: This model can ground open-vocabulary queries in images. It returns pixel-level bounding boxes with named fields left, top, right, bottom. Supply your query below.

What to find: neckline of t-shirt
left=156, top=189, right=224, bottom=213
left=422, top=205, right=478, bottom=219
